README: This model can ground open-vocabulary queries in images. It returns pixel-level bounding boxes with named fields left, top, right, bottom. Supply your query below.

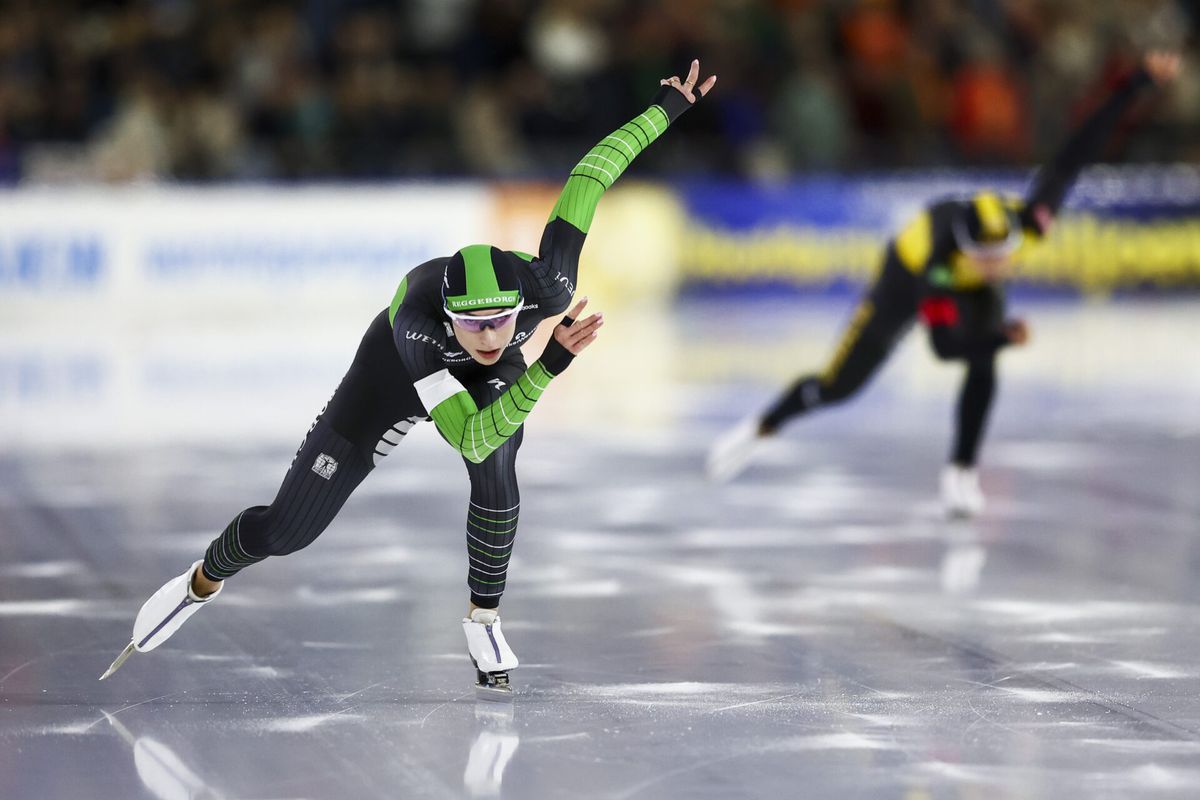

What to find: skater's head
left=443, top=245, right=524, bottom=365
left=953, top=192, right=1023, bottom=281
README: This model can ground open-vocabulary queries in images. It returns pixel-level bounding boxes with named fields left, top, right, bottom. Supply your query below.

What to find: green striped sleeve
left=548, top=104, right=672, bottom=234
left=418, top=362, right=556, bottom=464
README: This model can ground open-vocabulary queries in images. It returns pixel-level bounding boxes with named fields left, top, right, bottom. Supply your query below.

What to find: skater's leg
left=941, top=287, right=1005, bottom=517
left=952, top=356, right=997, bottom=468
left=104, top=312, right=421, bottom=678
left=942, top=357, right=996, bottom=517
left=709, top=266, right=917, bottom=482
left=760, top=296, right=912, bottom=434
left=463, top=426, right=522, bottom=611
left=456, top=358, right=526, bottom=690
left=201, top=310, right=420, bottom=582
left=457, top=351, right=525, bottom=610
left=201, top=418, right=373, bottom=580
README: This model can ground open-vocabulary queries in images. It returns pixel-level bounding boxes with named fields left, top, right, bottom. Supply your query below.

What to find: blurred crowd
left=1, top=0, right=1198, bottom=184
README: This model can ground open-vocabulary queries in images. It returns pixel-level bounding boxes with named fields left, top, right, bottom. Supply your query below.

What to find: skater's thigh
left=244, top=417, right=373, bottom=556
left=822, top=292, right=912, bottom=387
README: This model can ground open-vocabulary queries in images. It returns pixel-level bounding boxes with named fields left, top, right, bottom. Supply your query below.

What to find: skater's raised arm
left=528, top=60, right=716, bottom=313
left=415, top=300, right=603, bottom=464
left=1021, top=51, right=1179, bottom=237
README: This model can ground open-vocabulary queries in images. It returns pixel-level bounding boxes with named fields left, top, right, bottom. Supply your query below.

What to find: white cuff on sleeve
left=414, top=369, right=468, bottom=412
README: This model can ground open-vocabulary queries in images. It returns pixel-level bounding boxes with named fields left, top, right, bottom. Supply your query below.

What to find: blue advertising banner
left=678, top=167, right=1200, bottom=295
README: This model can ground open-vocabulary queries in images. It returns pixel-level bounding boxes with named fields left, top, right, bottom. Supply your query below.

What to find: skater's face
left=967, top=252, right=1015, bottom=283
left=453, top=308, right=519, bottom=365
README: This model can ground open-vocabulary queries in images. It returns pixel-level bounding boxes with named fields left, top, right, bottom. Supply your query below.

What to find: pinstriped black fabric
left=463, top=426, right=522, bottom=608
left=199, top=421, right=371, bottom=581
left=392, top=300, right=453, bottom=385
left=203, top=511, right=263, bottom=580
left=274, top=427, right=362, bottom=555
left=200, top=312, right=420, bottom=582
left=524, top=218, right=584, bottom=319
left=459, top=356, right=527, bottom=608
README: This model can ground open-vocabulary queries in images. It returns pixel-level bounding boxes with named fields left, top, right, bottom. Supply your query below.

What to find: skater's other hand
left=1144, top=51, right=1182, bottom=85
left=1005, top=319, right=1030, bottom=346
left=660, top=59, right=717, bottom=104
left=554, top=298, right=604, bottom=355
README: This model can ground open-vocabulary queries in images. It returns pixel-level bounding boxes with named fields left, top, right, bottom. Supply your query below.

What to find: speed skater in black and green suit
left=102, top=61, right=717, bottom=684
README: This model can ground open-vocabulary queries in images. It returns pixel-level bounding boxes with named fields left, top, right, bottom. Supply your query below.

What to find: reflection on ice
left=0, top=561, right=84, bottom=578
left=105, top=713, right=225, bottom=800
left=258, top=713, right=363, bottom=733
left=465, top=702, right=520, bottom=798
left=1108, top=661, right=1190, bottom=680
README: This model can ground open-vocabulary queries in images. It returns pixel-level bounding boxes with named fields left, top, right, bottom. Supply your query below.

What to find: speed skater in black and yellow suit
left=708, top=52, right=1181, bottom=517
left=101, top=61, right=718, bottom=695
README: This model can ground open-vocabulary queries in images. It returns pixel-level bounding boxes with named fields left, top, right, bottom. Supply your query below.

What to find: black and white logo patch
left=488, top=378, right=507, bottom=391
left=312, top=453, right=339, bottom=480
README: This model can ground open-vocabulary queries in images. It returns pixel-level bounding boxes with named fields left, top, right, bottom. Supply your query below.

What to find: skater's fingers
left=566, top=326, right=602, bottom=355
left=560, top=314, right=603, bottom=350
left=684, top=59, right=699, bottom=88
left=562, top=297, right=589, bottom=324
left=698, top=74, right=717, bottom=97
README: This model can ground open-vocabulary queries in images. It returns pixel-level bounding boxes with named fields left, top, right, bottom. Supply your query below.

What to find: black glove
left=539, top=316, right=576, bottom=376
left=651, top=85, right=695, bottom=124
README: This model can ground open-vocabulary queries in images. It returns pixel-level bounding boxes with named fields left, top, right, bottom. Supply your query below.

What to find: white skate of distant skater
left=941, top=464, right=986, bottom=518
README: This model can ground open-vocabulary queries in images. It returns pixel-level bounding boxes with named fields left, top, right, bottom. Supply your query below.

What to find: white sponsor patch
left=312, top=453, right=338, bottom=479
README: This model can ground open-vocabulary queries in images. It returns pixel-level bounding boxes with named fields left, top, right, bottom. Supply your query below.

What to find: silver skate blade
left=475, top=684, right=514, bottom=703
left=99, top=642, right=136, bottom=681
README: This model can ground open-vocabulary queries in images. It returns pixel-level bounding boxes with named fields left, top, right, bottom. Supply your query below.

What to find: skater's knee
left=237, top=506, right=322, bottom=559
left=817, top=374, right=859, bottom=405
left=253, top=526, right=320, bottom=558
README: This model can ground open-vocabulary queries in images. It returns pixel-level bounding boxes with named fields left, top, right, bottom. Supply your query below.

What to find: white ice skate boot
left=706, top=417, right=767, bottom=483
left=463, top=608, right=518, bottom=700
left=100, top=560, right=222, bottom=680
left=941, top=465, right=986, bottom=518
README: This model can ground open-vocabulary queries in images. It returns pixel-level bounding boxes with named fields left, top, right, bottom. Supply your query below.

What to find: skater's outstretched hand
left=660, top=59, right=718, bottom=104
left=554, top=297, right=604, bottom=355
left=1143, top=51, right=1181, bottom=85
left=538, top=298, right=603, bottom=375
left=1005, top=319, right=1030, bottom=346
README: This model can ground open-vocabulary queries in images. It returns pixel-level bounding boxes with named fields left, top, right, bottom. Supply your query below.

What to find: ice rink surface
left=2, top=298, right=1199, bottom=799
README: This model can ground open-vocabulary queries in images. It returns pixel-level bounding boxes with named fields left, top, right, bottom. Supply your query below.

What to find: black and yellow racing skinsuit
left=761, top=67, right=1157, bottom=467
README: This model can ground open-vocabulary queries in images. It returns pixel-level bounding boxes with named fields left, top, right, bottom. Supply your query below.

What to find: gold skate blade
left=99, top=642, right=136, bottom=681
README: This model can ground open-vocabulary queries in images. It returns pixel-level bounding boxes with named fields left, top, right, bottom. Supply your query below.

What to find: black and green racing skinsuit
left=197, top=86, right=695, bottom=609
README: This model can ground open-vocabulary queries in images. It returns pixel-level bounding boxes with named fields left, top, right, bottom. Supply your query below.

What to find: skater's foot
left=706, top=416, right=772, bottom=483
left=941, top=464, right=985, bottom=518
left=463, top=608, right=518, bottom=674
left=100, top=559, right=223, bottom=680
